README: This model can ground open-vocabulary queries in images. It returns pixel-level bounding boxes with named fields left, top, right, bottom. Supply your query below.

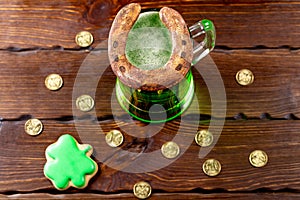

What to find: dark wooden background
left=0, top=0, right=300, bottom=199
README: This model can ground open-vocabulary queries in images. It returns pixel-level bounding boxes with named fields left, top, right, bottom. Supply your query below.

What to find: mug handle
left=189, top=19, right=216, bottom=66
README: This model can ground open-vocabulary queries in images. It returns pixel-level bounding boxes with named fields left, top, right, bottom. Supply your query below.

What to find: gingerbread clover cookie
left=44, top=134, right=98, bottom=190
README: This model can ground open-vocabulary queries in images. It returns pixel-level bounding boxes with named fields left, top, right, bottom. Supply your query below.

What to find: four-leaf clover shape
left=44, top=134, right=98, bottom=190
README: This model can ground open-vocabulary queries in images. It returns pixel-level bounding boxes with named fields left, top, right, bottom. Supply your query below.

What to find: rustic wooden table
left=0, top=0, right=300, bottom=199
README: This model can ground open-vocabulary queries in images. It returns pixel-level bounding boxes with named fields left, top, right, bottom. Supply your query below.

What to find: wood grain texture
left=2, top=193, right=300, bottom=200
left=0, top=49, right=299, bottom=119
left=0, top=0, right=299, bottom=49
left=1, top=0, right=300, bottom=199
left=1, top=120, right=300, bottom=193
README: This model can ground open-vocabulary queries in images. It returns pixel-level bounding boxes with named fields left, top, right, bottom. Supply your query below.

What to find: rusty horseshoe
left=108, top=3, right=193, bottom=91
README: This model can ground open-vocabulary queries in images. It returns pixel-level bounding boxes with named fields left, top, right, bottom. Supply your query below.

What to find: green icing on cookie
left=44, top=134, right=97, bottom=190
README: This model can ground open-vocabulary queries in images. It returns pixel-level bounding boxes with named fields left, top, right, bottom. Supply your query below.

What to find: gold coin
left=202, top=159, right=221, bottom=177
left=195, top=130, right=214, bottom=147
left=45, top=74, right=63, bottom=91
left=133, top=181, right=152, bottom=199
left=24, top=119, right=43, bottom=136
left=249, top=150, right=268, bottom=168
left=105, top=130, right=124, bottom=147
left=236, top=69, right=254, bottom=86
left=161, top=141, right=180, bottom=159
left=76, top=95, right=95, bottom=112
left=75, top=31, right=94, bottom=47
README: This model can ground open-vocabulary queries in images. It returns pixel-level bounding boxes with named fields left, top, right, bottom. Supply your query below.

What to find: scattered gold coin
left=25, top=119, right=43, bottom=136
left=133, top=181, right=152, bottom=199
left=161, top=141, right=180, bottom=159
left=195, top=130, right=214, bottom=147
left=249, top=150, right=268, bottom=168
left=202, top=159, right=221, bottom=177
left=105, top=130, right=124, bottom=147
left=76, top=95, right=95, bottom=112
left=236, top=69, right=254, bottom=86
left=45, top=74, right=63, bottom=91
left=75, top=31, right=94, bottom=47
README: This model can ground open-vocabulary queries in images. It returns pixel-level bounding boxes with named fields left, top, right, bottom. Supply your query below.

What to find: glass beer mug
left=108, top=3, right=215, bottom=123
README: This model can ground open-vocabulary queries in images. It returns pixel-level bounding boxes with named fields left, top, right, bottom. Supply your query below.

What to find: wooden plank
left=1, top=120, right=300, bottom=192
left=209, top=49, right=300, bottom=118
left=2, top=193, right=300, bottom=200
left=0, top=49, right=299, bottom=119
left=0, top=0, right=299, bottom=49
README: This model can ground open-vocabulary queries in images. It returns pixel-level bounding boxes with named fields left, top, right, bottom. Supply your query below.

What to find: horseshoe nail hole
left=182, top=40, right=187, bottom=46
left=175, top=64, right=183, bottom=71
left=181, top=52, right=186, bottom=58
left=119, top=66, right=126, bottom=73
left=114, top=56, right=119, bottom=62
left=113, top=41, right=118, bottom=48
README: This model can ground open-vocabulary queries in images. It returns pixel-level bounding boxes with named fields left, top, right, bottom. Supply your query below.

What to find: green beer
left=116, top=11, right=194, bottom=123
left=109, top=3, right=216, bottom=123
